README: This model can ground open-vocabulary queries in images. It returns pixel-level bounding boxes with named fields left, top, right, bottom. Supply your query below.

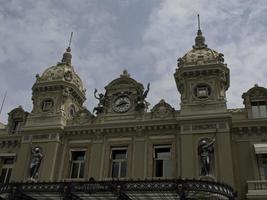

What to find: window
left=11, top=120, right=22, bottom=133
left=41, top=99, right=54, bottom=112
left=153, top=145, right=172, bottom=177
left=0, top=157, right=15, bottom=184
left=110, top=148, right=127, bottom=178
left=251, top=101, right=267, bottom=118
left=194, top=84, right=211, bottom=99
left=197, top=87, right=208, bottom=98
left=257, top=154, right=267, bottom=180
left=69, top=104, right=76, bottom=118
left=70, top=151, right=85, bottom=179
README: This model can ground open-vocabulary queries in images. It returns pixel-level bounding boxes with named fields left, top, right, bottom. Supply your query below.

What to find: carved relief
left=151, top=99, right=175, bottom=119
left=192, top=124, right=216, bottom=130
left=242, top=85, right=267, bottom=107
left=8, top=106, right=28, bottom=134
left=71, top=107, right=93, bottom=124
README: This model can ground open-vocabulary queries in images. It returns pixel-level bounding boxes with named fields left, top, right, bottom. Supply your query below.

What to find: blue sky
left=1, top=0, right=267, bottom=123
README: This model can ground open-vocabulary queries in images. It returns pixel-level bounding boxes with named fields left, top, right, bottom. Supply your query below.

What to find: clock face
left=113, top=96, right=131, bottom=113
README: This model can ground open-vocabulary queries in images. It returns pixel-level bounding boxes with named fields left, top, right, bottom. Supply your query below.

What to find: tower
left=25, top=38, right=86, bottom=128
left=174, top=17, right=235, bottom=187
left=174, top=18, right=229, bottom=115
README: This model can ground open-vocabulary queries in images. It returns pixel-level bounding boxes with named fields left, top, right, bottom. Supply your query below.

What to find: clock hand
left=117, top=101, right=128, bottom=107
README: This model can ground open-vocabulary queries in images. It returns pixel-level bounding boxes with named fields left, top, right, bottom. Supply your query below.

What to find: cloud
left=0, top=0, right=267, bottom=123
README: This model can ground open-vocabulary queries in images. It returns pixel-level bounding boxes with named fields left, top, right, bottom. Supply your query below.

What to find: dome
left=177, top=29, right=224, bottom=67
left=36, top=47, right=84, bottom=92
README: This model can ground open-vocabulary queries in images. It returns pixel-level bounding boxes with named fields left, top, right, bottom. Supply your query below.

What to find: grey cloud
left=1, top=0, right=267, bottom=123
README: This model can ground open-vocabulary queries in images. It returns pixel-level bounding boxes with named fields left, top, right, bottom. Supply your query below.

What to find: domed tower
left=175, top=18, right=235, bottom=187
left=174, top=21, right=229, bottom=115
left=26, top=43, right=86, bottom=128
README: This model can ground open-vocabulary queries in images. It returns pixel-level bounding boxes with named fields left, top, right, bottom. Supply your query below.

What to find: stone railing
left=247, top=180, right=267, bottom=199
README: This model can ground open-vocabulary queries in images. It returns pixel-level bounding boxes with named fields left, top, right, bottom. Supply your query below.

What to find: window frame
left=0, top=157, right=15, bottom=184
left=67, top=148, right=89, bottom=180
left=69, top=150, right=86, bottom=179
left=109, top=147, right=128, bottom=178
left=41, top=99, right=54, bottom=112
left=153, top=145, right=172, bottom=177
left=11, top=120, right=22, bottom=134
left=251, top=100, right=267, bottom=119
left=257, top=154, right=267, bottom=180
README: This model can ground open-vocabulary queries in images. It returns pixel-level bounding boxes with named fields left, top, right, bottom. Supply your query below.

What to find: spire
left=61, top=32, right=73, bottom=65
left=193, top=14, right=207, bottom=49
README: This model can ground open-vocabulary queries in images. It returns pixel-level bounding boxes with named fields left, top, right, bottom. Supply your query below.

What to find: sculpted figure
left=93, top=88, right=106, bottom=114
left=29, top=147, right=43, bottom=180
left=198, top=138, right=215, bottom=176
left=135, top=83, right=150, bottom=110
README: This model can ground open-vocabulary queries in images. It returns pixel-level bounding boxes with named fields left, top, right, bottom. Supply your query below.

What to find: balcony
left=247, top=180, right=267, bottom=199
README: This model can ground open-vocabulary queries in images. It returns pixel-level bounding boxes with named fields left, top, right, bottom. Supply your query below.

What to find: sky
left=0, top=0, right=267, bottom=123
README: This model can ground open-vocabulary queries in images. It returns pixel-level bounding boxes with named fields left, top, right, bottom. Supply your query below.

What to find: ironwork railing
left=0, top=178, right=236, bottom=200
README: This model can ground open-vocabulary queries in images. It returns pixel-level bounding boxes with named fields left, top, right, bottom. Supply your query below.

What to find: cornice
left=231, top=118, right=267, bottom=127
left=0, top=134, right=21, bottom=148
left=64, top=123, right=179, bottom=136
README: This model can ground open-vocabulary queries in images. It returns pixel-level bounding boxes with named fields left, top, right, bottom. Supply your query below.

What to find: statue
left=135, top=83, right=150, bottom=111
left=198, top=138, right=215, bottom=176
left=93, top=88, right=106, bottom=114
left=29, top=147, right=43, bottom=180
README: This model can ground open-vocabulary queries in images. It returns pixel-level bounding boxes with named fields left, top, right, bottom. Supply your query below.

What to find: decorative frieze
left=0, top=139, right=19, bottom=148
left=64, top=123, right=179, bottom=136
left=21, top=133, right=60, bottom=143
left=192, top=124, right=217, bottom=131
left=232, top=126, right=267, bottom=138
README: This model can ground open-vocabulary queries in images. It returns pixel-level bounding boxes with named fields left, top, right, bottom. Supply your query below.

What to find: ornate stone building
left=0, top=25, right=266, bottom=200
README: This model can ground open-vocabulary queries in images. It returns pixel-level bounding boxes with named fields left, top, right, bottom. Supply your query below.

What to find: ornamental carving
left=71, top=107, right=94, bottom=124
left=151, top=99, right=175, bottom=119
left=7, top=106, right=28, bottom=134
left=242, top=84, right=267, bottom=107
left=192, top=123, right=216, bottom=130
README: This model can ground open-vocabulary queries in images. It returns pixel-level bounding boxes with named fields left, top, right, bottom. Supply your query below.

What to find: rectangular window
left=251, top=101, right=267, bottom=118
left=70, top=151, right=85, bottom=179
left=0, top=157, right=15, bottom=184
left=12, top=121, right=22, bottom=133
left=197, top=87, right=208, bottom=98
left=110, top=148, right=127, bottom=178
left=153, top=145, right=172, bottom=177
left=257, top=154, right=267, bottom=180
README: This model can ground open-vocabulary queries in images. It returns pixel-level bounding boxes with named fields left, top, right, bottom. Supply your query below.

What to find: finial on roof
left=61, top=32, right=73, bottom=65
left=198, top=14, right=201, bottom=31
left=69, top=32, right=73, bottom=48
left=193, top=14, right=207, bottom=49
left=120, top=69, right=130, bottom=78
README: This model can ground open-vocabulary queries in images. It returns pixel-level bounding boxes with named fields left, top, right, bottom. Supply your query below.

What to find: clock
left=112, top=96, right=131, bottom=113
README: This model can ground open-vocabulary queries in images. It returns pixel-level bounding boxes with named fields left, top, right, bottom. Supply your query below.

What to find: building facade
left=0, top=26, right=267, bottom=200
